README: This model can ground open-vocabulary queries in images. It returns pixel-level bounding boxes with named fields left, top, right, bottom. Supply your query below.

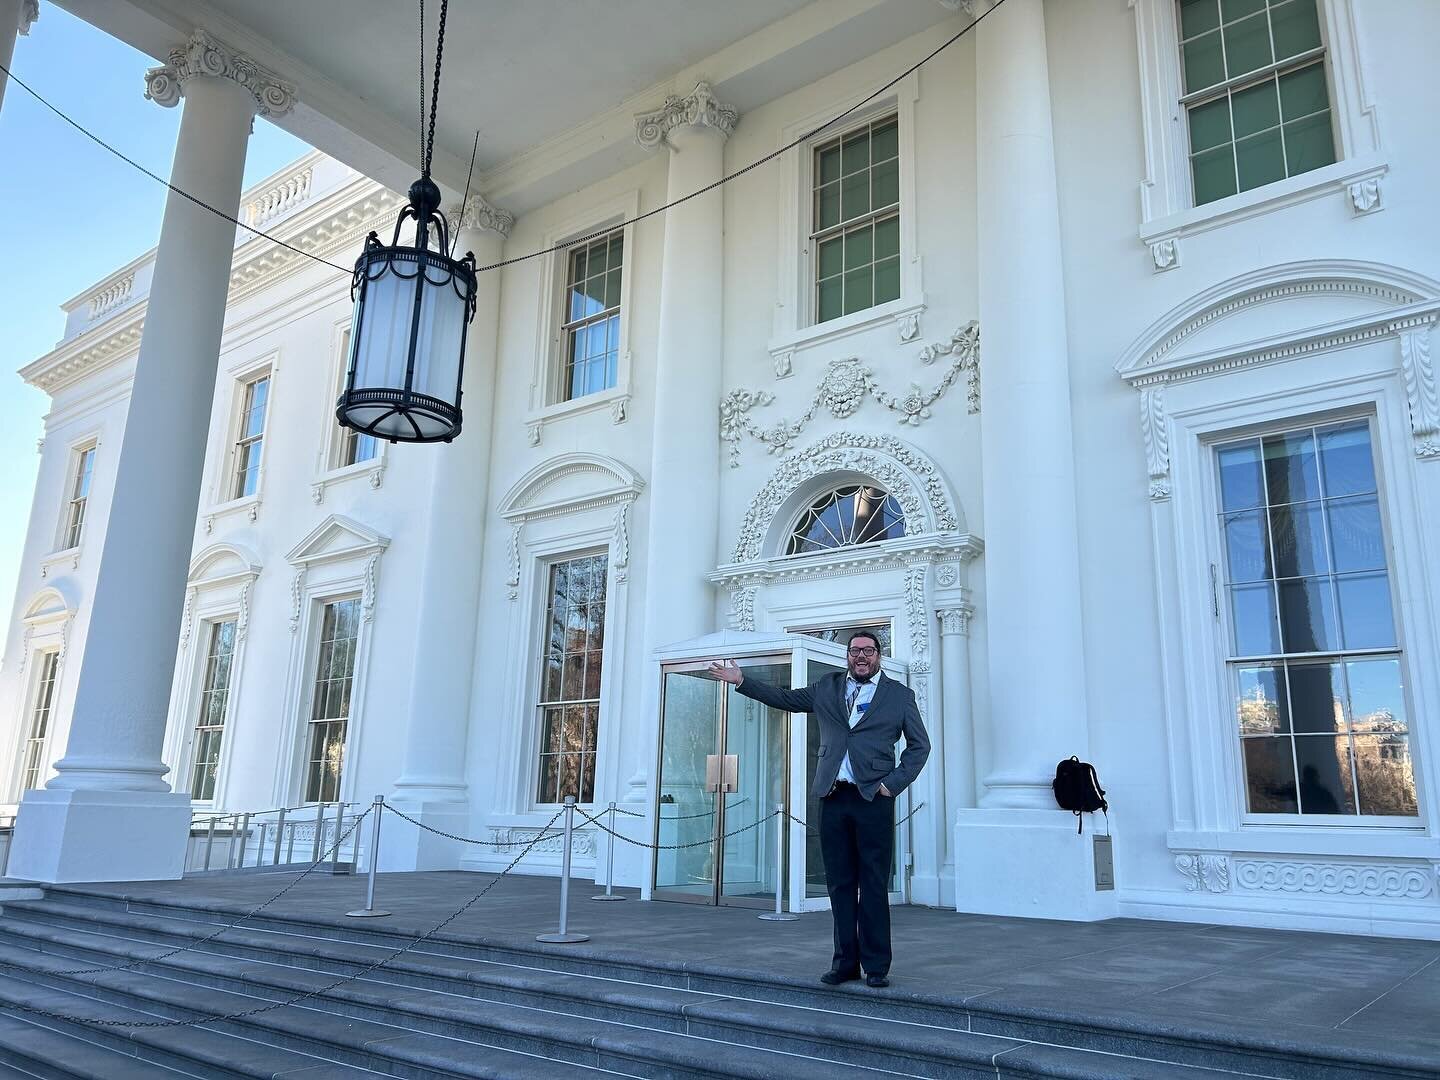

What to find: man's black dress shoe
left=819, top=969, right=860, bottom=986
left=865, top=973, right=890, bottom=988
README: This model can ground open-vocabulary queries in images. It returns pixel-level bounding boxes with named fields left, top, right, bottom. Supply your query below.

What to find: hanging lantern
left=337, top=176, right=477, bottom=443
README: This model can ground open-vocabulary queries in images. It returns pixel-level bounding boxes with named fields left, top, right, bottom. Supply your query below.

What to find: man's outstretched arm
left=708, top=659, right=816, bottom=713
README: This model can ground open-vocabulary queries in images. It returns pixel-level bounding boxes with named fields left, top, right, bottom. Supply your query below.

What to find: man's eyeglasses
left=847, top=646, right=879, bottom=658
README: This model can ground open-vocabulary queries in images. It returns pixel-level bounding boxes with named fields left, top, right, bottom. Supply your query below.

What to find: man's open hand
left=708, top=659, right=744, bottom=685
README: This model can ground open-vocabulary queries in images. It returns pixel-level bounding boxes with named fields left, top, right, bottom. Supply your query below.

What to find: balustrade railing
left=185, top=801, right=364, bottom=875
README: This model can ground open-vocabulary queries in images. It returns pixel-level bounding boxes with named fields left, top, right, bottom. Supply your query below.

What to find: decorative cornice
left=18, top=1, right=38, bottom=35
left=144, top=30, right=296, bottom=119
left=449, top=193, right=514, bottom=239
left=712, top=535, right=982, bottom=590
left=635, top=81, right=738, bottom=150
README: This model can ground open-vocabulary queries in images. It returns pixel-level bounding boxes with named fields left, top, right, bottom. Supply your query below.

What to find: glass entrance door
left=653, top=659, right=790, bottom=907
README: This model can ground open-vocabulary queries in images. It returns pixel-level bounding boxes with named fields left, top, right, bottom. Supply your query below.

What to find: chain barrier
left=43, top=806, right=372, bottom=979
left=783, top=800, right=927, bottom=838
left=576, top=805, right=781, bottom=850
left=3, top=809, right=564, bottom=1030
left=378, top=802, right=563, bottom=847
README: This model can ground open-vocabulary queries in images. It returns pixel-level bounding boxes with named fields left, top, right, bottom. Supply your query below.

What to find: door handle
left=721, top=754, right=738, bottom=793
left=705, top=754, right=720, bottom=793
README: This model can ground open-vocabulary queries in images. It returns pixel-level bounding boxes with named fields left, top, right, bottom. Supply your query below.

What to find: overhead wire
left=0, top=0, right=1005, bottom=282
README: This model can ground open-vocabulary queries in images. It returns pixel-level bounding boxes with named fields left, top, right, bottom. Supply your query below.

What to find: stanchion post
left=591, top=801, right=626, bottom=902
left=537, top=796, right=590, bottom=943
left=346, top=796, right=391, bottom=918
left=759, top=804, right=798, bottom=922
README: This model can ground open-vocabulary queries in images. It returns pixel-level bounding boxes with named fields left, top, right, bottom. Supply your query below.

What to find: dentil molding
left=721, top=323, right=980, bottom=466
left=144, top=30, right=296, bottom=119
left=634, top=81, right=738, bottom=149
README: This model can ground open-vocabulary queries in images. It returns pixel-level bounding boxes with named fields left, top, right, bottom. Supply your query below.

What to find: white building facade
left=3, top=0, right=1439, bottom=937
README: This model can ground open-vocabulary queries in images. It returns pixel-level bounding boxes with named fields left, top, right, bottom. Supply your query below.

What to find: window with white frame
left=536, top=553, right=608, bottom=803
left=1179, top=0, right=1335, bottom=206
left=1215, top=417, right=1416, bottom=818
left=304, top=597, right=360, bottom=803
left=557, top=230, right=623, bottom=402
left=811, top=114, right=900, bottom=323
left=61, top=445, right=95, bottom=549
left=787, top=485, right=906, bottom=555
left=17, top=651, right=59, bottom=794
left=190, top=619, right=237, bottom=801
left=333, top=329, right=376, bottom=468
left=232, top=373, right=270, bottom=499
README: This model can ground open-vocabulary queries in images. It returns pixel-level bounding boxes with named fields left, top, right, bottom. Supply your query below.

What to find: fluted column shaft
left=975, top=0, right=1089, bottom=808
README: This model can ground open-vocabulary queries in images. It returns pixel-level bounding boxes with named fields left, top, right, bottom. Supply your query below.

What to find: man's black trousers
left=819, top=782, right=894, bottom=976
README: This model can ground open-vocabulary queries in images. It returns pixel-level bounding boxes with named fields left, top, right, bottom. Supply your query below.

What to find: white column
left=954, top=0, right=1114, bottom=921
left=636, top=83, right=735, bottom=637
left=382, top=196, right=512, bottom=872
left=974, top=0, right=1089, bottom=809
left=624, top=83, right=735, bottom=895
left=937, top=605, right=976, bottom=809
left=0, top=1, right=38, bottom=115
left=8, top=33, right=293, bottom=884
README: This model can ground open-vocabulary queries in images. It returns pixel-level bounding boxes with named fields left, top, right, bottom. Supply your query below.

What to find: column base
left=376, top=797, right=468, bottom=872
left=8, top=788, right=191, bottom=883
left=954, top=808, right=1116, bottom=921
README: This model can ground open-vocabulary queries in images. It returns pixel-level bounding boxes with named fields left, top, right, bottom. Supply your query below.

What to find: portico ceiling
left=51, top=0, right=958, bottom=212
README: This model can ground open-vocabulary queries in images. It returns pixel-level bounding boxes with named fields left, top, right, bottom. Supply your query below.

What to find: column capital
left=448, top=193, right=514, bottom=238
left=19, top=0, right=38, bottom=35
left=144, top=30, right=296, bottom=119
left=936, top=604, right=974, bottom=637
left=634, top=80, right=738, bottom=150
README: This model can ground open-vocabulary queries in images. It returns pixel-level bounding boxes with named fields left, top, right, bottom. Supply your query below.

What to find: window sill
left=526, top=387, right=630, bottom=446
left=311, top=459, right=385, bottom=504
left=1169, top=825, right=1434, bottom=861
left=1140, top=156, right=1388, bottom=260
left=204, top=494, right=260, bottom=534
left=769, top=297, right=926, bottom=372
left=40, top=546, right=82, bottom=578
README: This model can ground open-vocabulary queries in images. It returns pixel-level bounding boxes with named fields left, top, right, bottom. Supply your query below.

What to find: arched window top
left=786, top=484, right=906, bottom=556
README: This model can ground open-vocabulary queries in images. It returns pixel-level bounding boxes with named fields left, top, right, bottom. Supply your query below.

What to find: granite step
left=0, top=898, right=1249, bottom=1079
left=30, top=887, right=1440, bottom=1080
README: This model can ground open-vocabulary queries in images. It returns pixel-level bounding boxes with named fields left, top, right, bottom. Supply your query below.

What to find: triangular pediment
left=286, top=514, right=389, bottom=567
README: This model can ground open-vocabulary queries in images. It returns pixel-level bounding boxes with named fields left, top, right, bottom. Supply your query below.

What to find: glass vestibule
left=651, top=631, right=911, bottom=913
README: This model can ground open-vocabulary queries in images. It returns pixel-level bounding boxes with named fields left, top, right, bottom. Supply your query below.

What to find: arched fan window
left=787, top=485, right=905, bottom=555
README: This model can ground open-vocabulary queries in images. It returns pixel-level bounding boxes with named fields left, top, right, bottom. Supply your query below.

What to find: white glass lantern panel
left=411, top=267, right=466, bottom=404
left=351, top=270, right=415, bottom=391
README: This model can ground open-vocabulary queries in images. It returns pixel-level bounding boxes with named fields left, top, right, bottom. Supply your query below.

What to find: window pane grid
left=64, top=447, right=94, bottom=549
left=233, top=376, right=269, bottom=499
left=19, top=652, right=59, bottom=793
left=190, top=620, right=237, bottom=801
left=304, top=598, right=360, bottom=803
left=1179, top=0, right=1333, bottom=205
left=1217, top=419, right=1414, bottom=818
left=560, top=231, right=622, bottom=402
left=535, top=554, right=607, bottom=804
left=787, top=485, right=907, bottom=555
left=811, top=115, right=900, bottom=324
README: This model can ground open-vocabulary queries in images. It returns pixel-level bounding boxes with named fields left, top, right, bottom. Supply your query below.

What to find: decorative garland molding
left=634, top=81, right=738, bottom=149
left=144, top=30, right=296, bottom=119
left=727, top=432, right=963, bottom=564
left=449, top=193, right=515, bottom=238
left=728, top=585, right=759, bottom=631
left=722, top=323, right=979, bottom=466
left=903, top=566, right=931, bottom=674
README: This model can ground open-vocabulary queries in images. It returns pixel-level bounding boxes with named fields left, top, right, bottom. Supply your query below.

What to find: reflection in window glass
left=787, top=486, right=906, bottom=555
left=191, top=620, right=237, bottom=801
left=1215, top=419, right=1415, bottom=817
left=18, top=652, right=59, bottom=794
left=560, top=230, right=623, bottom=401
left=304, top=598, right=360, bottom=803
left=536, top=553, right=608, bottom=803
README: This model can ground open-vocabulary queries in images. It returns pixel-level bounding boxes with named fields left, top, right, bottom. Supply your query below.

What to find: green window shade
left=1271, top=0, right=1322, bottom=60
left=811, top=116, right=902, bottom=324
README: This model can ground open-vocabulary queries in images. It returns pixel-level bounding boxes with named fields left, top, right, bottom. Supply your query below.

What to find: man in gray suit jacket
left=709, top=629, right=929, bottom=987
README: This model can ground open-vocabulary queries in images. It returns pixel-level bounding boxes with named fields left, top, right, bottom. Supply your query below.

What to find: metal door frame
left=652, top=651, right=793, bottom=909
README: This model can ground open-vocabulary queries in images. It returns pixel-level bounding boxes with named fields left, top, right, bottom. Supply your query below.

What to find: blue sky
left=0, top=4, right=311, bottom=655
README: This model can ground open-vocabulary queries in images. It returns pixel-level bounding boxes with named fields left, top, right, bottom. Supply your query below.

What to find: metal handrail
left=185, top=800, right=365, bottom=875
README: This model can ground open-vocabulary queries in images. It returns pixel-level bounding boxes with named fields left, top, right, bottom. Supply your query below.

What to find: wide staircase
left=0, top=886, right=1431, bottom=1079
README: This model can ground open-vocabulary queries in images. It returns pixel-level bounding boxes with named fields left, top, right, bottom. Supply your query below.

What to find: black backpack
left=1052, top=756, right=1107, bottom=833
